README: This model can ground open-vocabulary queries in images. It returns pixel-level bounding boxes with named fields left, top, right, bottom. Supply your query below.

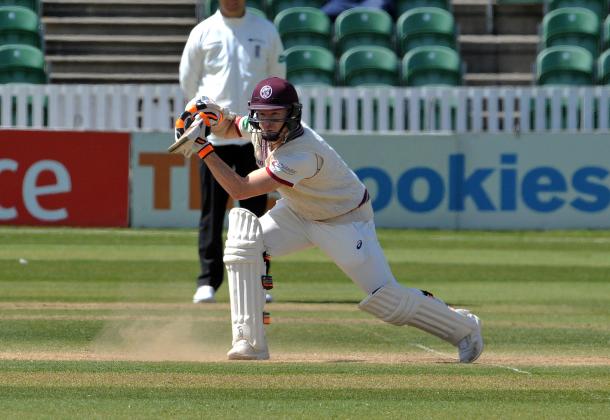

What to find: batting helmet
left=248, top=77, right=302, bottom=142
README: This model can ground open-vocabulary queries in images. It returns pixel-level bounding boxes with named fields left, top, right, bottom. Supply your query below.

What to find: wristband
left=197, top=141, right=215, bottom=159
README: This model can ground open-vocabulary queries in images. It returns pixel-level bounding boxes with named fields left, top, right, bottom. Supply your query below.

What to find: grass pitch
left=0, top=227, right=609, bottom=419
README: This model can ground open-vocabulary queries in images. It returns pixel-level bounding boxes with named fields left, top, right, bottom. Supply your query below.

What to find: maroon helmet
left=248, top=77, right=302, bottom=142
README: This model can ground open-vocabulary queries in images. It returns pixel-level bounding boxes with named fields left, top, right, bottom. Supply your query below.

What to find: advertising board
left=0, top=130, right=130, bottom=227
left=130, top=132, right=610, bottom=229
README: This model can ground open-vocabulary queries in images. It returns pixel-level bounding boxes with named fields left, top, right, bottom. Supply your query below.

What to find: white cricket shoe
left=265, top=293, right=273, bottom=303
left=193, top=285, right=216, bottom=303
left=227, top=340, right=269, bottom=360
left=455, top=309, right=484, bottom=363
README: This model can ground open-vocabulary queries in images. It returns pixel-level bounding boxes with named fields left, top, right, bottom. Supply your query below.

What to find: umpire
left=179, top=0, right=285, bottom=303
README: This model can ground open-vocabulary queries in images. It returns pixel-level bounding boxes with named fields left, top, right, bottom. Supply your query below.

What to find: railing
left=0, top=84, right=184, bottom=132
left=2, top=84, right=610, bottom=133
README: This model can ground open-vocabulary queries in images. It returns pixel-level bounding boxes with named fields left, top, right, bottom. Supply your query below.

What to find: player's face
left=256, top=109, right=289, bottom=133
left=219, top=0, right=246, bottom=17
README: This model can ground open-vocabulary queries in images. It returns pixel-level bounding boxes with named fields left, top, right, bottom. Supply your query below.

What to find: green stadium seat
left=402, top=45, right=462, bottom=86
left=602, top=15, right=610, bottom=49
left=334, top=7, right=393, bottom=55
left=203, top=0, right=267, bottom=18
left=284, top=45, right=335, bottom=85
left=396, top=7, right=456, bottom=55
left=547, top=0, right=607, bottom=19
left=536, top=45, right=594, bottom=85
left=543, top=7, right=600, bottom=58
left=396, top=0, right=451, bottom=16
left=0, top=44, right=46, bottom=83
left=597, top=48, right=610, bottom=83
left=0, top=0, right=39, bottom=15
left=267, top=0, right=326, bottom=19
left=274, top=7, right=331, bottom=49
left=339, top=46, right=399, bottom=86
left=0, top=5, right=40, bottom=48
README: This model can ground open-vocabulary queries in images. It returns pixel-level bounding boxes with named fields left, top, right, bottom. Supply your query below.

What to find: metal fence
left=2, top=84, right=610, bottom=133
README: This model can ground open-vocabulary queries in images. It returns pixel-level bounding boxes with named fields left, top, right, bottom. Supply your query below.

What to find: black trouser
left=197, top=143, right=267, bottom=290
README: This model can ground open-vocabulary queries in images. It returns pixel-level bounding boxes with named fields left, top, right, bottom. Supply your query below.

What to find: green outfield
left=0, top=227, right=609, bottom=419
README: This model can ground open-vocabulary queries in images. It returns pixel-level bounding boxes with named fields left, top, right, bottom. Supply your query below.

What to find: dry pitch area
left=0, top=301, right=609, bottom=369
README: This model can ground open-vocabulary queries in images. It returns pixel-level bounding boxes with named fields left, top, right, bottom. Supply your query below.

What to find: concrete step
left=49, top=72, right=178, bottom=83
left=449, top=1, right=543, bottom=35
left=44, top=34, right=187, bottom=55
left=460, top=34, right=539, bottom=73
left=46, top=54, right=180, bottom=74
left=42, top=16, right=196, bottom=36
left=492, top=2, right=543, bottom=36
left=43, top=0, right=198, bottom=18
left=464, top=72, right=534, bottom=86
left=453, top=0, right=489, bottom=35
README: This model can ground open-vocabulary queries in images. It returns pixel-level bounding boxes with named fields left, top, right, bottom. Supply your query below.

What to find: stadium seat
left=274, top=7, right=331, bottom=49
left=547, top=0, right=607, bottom=19
left=597, top=48, right=610, bottom=83
left=0, top=44, right=46, bottom=83
left=334, top=7, right=394, bottom=55
left=338, top=46, right=399, bottom=86
left=0, top=5, right=40, bottom=48
left=267, top=0, right=326, bottom=19
left=0, top=0, right=39, bottom=15
left=536, top=45, right=594, bottom=85
left=602, top=14, right=610, bottom=49
left=396, top=0, right=451, bottom=16
left=396, top=7, right=456, bottom=55
left=284, top=45, right=335, bottom=85
left=543, top=7, right=600, bottom=58
left=402, top=45, right=462, bottom=86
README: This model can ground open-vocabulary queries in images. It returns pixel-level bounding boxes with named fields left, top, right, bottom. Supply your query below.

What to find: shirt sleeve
left=234, top=116, right=253, bottom=139
left=179, top=25, right=206, bottom=99
left=266, top=152, right=318, bottom=187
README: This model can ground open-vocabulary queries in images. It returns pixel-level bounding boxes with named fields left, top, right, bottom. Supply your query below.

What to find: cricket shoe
left=227, top=340, right=269, bottom=360
left=455, top=309, right=484, bottom=363
left=193, top=285, right=216, bottom=303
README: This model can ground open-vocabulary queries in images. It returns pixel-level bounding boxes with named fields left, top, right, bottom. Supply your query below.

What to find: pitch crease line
left=412, top=343, right=532, bottom=375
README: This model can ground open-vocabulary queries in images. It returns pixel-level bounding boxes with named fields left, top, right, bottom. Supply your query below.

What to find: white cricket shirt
left=236, top=117, right=369, bottom=221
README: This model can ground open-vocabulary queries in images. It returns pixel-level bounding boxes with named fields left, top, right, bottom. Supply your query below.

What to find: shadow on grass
left=277, top=299, right=361, bottom=304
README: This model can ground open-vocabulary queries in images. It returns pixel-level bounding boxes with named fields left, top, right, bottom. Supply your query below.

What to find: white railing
left=2, top=84, right=610, bottom=133
left=0, top=84, right=184, bottom=132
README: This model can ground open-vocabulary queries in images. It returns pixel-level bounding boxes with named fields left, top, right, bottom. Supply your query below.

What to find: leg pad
left=224, top=208, right=268, bottom=357
left=359, top=282, right=477, bottom=345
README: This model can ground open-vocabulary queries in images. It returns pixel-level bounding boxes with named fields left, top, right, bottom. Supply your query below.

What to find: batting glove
left=171, top=96, right=225, bottom=158
left=175, top=96, right=225, bottom=140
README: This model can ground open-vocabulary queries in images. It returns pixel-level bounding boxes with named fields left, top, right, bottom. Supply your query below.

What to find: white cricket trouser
left=259, top=200, right=398, bottom=294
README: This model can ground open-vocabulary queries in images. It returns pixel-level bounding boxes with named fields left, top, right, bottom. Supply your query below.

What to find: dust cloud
left=91, top=310, right=231, bottom=362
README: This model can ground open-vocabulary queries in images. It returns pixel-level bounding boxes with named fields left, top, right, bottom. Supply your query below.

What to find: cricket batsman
left=170, top=77, right=484, bottom=362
